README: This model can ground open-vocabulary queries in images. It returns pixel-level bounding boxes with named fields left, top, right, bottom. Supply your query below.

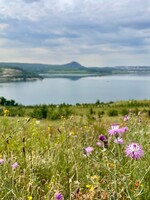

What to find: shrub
left=31, top=105, right=48, bottom=119
left=120, top=108, right=129, bottom=116
left=108, top=109, right=118, bottom=116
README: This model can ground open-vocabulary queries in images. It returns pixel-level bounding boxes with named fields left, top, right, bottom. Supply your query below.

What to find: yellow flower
left=86, top=184, right=92, bottom=189
left=3, top=109, right=9, bottom=116
left=70, top=131, right=75, bottom=135
left=90, top=175, right=99, bottom=180
left=89, top=186, right=95, bottom=191
left=27, top=196, right=32, bottom=200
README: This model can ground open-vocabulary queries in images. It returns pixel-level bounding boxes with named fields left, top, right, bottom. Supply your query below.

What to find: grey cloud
left=1, top=0, right=150, bottom=65
left=23, top=0, right=40, bottom=3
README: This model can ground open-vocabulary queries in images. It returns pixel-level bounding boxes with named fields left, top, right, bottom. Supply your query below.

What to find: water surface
left=0, top=74, right=150, bottom=105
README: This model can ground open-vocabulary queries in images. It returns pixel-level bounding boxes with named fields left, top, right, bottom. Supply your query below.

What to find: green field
left=0, top=100, right=150, bottom=199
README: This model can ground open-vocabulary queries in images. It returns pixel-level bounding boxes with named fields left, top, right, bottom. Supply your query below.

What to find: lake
left=0, top=74, right=150, bottom=105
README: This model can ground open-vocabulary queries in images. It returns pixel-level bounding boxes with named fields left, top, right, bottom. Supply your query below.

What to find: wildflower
left=3, top=109, right=9, bottom=116
left=55, top=192, right=63, bottom=200
left=125, top=143, right=144, bottom=159
left=124, top=115, right=130, bottom=121
left=85, top=146, right=94, bottom=156
left=108, top=124, right=119, bottom=135
left=114, top=137, right=124, bottom=144
left=86, top=184, right=92, bottom=189
left=108, top=124, right=128, bottom=135
left=90, top=175, right=99, bottom=181
left=70, top=131, right=75, bottom=136
left=98, top=134, right=108, bottom=148
left=12, top=162, right=18, bottom=169
left=27, top=196, right=33, bottom=200
left=111, top=124, right=119, bottom=130
left=0, top=158, right=4, bottom=164
left=96, top=142, right=102, bottom=146
left=98, top=134, right=107, bottom=141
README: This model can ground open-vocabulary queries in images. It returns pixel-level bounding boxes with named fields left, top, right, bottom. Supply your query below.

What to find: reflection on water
left=0, top=74, right=150, bottom=105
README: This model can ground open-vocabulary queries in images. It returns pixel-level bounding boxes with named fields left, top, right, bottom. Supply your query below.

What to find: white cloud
left=0, top=0, right=150, bottom=66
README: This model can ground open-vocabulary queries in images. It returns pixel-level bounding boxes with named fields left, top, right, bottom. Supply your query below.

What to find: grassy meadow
left=0, top=100, right=150, bottom=199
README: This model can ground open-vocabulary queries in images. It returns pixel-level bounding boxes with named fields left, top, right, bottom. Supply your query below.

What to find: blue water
left=0, top=74, right=150, bottom=105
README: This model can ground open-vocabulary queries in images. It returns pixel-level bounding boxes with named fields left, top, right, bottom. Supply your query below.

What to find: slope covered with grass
left=0, top=105, right=150, bottom=199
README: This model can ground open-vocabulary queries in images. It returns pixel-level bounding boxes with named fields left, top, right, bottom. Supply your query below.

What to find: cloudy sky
left=0, top=0, right=150, bottom=67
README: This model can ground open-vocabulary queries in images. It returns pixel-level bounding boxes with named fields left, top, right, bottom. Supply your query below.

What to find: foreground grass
left=0, top=108, right=150, bottom=199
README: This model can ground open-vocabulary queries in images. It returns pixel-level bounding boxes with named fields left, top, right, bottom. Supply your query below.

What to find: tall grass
left=0, top=109, right=150, bottom=199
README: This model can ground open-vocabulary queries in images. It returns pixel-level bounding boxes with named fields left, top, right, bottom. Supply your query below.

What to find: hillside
left=0, top=67, right=42, bottom=82
left=0, top=100, right=150, bottom=199
left=0, top=61, right=150, bottom=81
left=0, top=61, right=87, bottom=74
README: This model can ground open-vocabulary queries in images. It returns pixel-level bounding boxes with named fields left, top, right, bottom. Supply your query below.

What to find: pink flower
left=124, top=115, right=130, bottom=121
left=12, top=162, right=18, bottom=169
left=108, top=124, right=128, bottom=135
left=125, top=143, right=144, bottom=159
left=114, top=137, right=124, bottom=144
left=85, top=146, right=94, bottom=155
left=0, top=158, right=4, bottom=164
left=111, top=124, right=119, bottom=130
left=96, top=142, right=102, bottom=146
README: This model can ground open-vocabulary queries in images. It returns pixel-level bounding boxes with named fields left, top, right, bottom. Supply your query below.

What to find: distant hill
left=0, top=61, right=87, bottom=74
left=0, top=61, right=116, bottom=76
left=0, top=61, right=150, bottom=81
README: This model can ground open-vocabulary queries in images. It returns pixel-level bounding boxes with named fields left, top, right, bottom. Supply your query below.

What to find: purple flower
left=98, top=134, right=108, bottom=148
left=0, top=158, right=4, bottom=164
left=108, top=124, right=120, bottom=135
left=85, top=146, right=94, bottom=155
left=55, top=192, right=63, bottom=200
left=108, top=124, right=128, bottom=135
left=12, top=162, right=18, bottom=169
left=125, top=143, right=144, bottom=159
left=114, top=137, right=124, bottom=144
left=117, top=127, right=128, bottom=134
left=98, top=134, right=107, bottom=141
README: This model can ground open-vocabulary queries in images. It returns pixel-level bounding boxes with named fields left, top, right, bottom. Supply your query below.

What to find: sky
left=0, top=0, right=150, bottom=67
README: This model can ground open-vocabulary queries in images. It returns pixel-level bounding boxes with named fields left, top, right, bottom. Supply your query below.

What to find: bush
left=31, top=105, right=48, bottom=119
left=97, top=110, right=105, bottom=118
left=108, top=109, right=118, bottom=116
left=47, top=106, right=72, bottom=120
left=120, top=108, right=129, bottom=116
left=8, top=107, right=25, bottom=117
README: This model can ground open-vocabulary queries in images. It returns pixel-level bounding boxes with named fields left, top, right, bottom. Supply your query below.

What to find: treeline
left=0, top=97, right=18, bottom=106
left=0, top=97, right=150, bottom=120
